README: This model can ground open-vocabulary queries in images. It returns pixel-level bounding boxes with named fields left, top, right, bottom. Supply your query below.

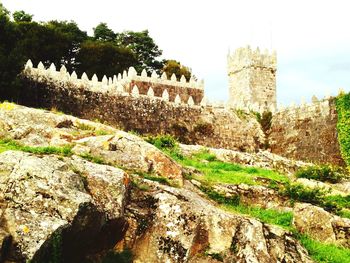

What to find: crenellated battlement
left=227, top=46, right=277, bottom=74
left=274, top=96, right=332, bottom=119
left=23, top=60, right=205, bottom=106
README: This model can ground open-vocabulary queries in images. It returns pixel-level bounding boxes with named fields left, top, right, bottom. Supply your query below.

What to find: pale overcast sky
left=2, top=0, right=350, bottom=105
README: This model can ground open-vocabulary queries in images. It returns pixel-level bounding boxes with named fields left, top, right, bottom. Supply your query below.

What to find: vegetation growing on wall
left=335, top=93, right=350, bottom=170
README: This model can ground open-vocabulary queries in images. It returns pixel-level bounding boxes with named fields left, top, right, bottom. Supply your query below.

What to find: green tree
left=116, top=30, right=163, bottom=73
left=93, top=22, right=116, bottom=42
left=75, top=40, right=137, bottom=79
left=162, top=60, right=192, bottom=81
left=45, top=20, right=88, bottom=70
left=13, top=10, right=33, bottom=22
left=14, top=21, right=70, bottom=67
left=0, top=4, right=23, bottom=101
left=0, top=3, right=9, bottom=16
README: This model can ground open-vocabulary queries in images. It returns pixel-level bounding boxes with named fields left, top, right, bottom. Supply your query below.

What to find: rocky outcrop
left=119, top=179, right=312, bottom=263
left=179, top=144, right=310, bottom=175
left=0, top=104, right=317, bottom=262
left=293, top=203, right=350, bottom=248
left=296, top=178, right=349, bottom=196
left=0, top=103, right=183, bottom=185
left=0, top=151, right=129, bottom=262
left=73, top=134, right=183, bottom=186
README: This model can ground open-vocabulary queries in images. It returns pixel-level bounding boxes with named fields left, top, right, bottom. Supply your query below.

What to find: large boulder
left=293, top=203, right=350, bottom=248
left=73, top=133, right=183, bottom=186
left=0, top=151, right=129, bottom=262
left=119, top=179, right=312, bottom=263
left=0, top=103, right=183, bottom=186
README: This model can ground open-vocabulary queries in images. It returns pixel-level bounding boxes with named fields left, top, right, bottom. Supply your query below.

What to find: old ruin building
left=227, top=46, right=277, bottom=112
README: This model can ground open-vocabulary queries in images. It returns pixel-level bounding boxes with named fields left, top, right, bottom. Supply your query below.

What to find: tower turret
left=227, top=46, right=277, bottom=112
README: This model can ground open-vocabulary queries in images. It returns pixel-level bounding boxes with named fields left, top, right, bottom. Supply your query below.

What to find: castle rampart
left=24, top=60, right=205, bottom=106
left=20, top=57, right=345, bottom=166
left=20, top=60, right=265, bottom=152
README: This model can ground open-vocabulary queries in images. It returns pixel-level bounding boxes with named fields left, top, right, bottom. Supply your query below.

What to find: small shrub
left=76, top=122, right=95, bottom=131
left=145, top=134, right=184, bottom=160
left=282, top=182, right=327, bottom=205
left=206, top=252, right=223, bottom=262
left=295, top=165, right=347, bottom=183
left=258, top=111, right=272, bottom=132
left=145, top=134, right=177, bottom=150
left=94, top=129, right=111, bottom=136
left=234, top=109, right=248, bottom=120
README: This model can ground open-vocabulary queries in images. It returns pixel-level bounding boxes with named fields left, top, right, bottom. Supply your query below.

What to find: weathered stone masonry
left=19, top=62, right=264, bottom=152
left=269, top=98, right=344, bottom=166
left=19, top=50, right=345, bottom=166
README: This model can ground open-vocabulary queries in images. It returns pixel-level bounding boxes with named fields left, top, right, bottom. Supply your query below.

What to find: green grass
left=325, top=194, right=350, bottom=209
left=198, top=183, right=293, bottom=230
left=300, top=235, right=350, bottom=263
left=133, top=171, right=171, bottom=186
left=79, top=153, right=106, bottom=164
left=324, top=195, right=350, bottom=219
left=223, top=204, right=293, bottom=230
left=338, top=209, right=350, bottom=219
left=180, top=157, right=289, bottom=186
left=0, top=138, right=73, bottom=156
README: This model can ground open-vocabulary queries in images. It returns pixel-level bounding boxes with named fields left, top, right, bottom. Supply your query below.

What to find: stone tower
left=227, top=46, right=277, bottom=112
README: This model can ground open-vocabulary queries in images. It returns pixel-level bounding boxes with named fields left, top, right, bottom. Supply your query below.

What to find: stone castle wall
left=20, top=61, right=264, bottom=152
left=269, top=98, right=344, bottom=166
left=19, top=59, right=345, bottom=166
left=227, top=46, right=277, bottom=112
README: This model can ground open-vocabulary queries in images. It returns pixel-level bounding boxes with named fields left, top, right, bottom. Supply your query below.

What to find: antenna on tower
left=269, top=20, right=273, bottom=50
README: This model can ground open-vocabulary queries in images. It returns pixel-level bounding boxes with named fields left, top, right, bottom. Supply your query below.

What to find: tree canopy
left=75, top=41, right=137, bottom=78
left=162, top=60, right=193, bottom=81
left=116, top=30, right=163, bottom=73
left=0, top=3, right=194, bottom=102
left=93, top=22, right=116, bottom=42
left=13, top=10, right=33, bottom=22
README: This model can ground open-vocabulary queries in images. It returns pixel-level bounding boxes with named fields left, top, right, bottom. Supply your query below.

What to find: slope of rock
left=0, top=103, right=183, bottom=185
left=120, top=179, right=312, bottom=263
left=0, top=103, right=317, bottom=262
left=293, top=203, right=350, bottom=248
left=0, top=151, right=129, bottom=262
